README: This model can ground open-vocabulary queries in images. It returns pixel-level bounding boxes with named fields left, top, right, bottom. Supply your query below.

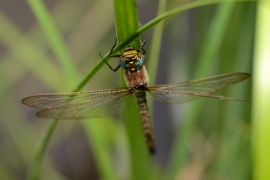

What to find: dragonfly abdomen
left=135, top=90, right=155, bottom=154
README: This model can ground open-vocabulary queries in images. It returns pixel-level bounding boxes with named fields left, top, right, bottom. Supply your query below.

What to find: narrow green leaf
left=146, top=0, right=167, bottom=156
left=113, top=0, right=140, bottom=47
left=114, top=0, right=150, bottom=180
left=0, top=11, right=65, bottom=91
left=252, top=0, right=270, bottom=179
left=26, top=120, right=59, bottom=180
left=168, top=2, right=238, bottom=179
left=26, top=0, right=81, bottom=87
left=147, top=0, right=167, bottom=84
left=83, top=118, right=118, bottom=180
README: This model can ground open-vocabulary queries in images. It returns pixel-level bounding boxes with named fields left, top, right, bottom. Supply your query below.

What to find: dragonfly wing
left=22, top=88, right=133, bottom=119
left=147, top=72, right=250, bottom=104
left=36, top=96, right=132, bottom=119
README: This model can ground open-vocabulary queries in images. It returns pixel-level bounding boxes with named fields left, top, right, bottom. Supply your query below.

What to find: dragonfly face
left=120, top=46, right=145, bottom=72
left=21, top=40, right=250, bottom=154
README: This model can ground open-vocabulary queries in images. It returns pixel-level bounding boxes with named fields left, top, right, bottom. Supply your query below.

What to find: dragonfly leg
left=139, top=39, right=146, bottom=54
left=99, top=39, right=122, bottom=72
left=99, top=52, right=121, bottom=72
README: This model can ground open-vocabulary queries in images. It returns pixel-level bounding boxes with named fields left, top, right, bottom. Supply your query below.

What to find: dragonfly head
left=120, top=46, right=145, bottom=71
left=123, top=46, right=138, bottom=61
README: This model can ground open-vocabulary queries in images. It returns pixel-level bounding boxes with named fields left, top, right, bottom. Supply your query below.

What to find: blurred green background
left=0, top=0, right=261, bottom=179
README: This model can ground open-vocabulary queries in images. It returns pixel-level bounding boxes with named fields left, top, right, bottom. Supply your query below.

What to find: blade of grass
left=83, top=118, right=118, bottom=180
left=147, top=0, right=167, bottom=84
left=168, top=2, right=237, bottom=179
left=214, top=4, right=254, bottom=178
left=0, top=1, right=91, bottom=95
left=26, top=0, right=81, bottom=87
left=26, top=120, right=58, bottom=180
left=114, top=0, right=151, bottom=179
left=114, top=0, right=140, bottom=48
left=23, top=1, right=116, bottom=178
left=0, top=11, right=65, bottom=92
left=252, top=0, right=270, bottom=179
left=144, top=2, right=168, bottom=170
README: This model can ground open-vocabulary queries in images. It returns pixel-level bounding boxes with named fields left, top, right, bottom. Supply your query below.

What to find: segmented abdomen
left=135, top=90, right=155, bottom=154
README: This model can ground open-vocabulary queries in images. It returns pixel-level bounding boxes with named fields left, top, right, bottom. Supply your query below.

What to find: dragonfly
left=22, top=40, right=250, bottom=154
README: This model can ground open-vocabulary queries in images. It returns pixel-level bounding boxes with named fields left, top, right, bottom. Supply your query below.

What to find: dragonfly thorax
left=120, top=46, right=144, bottom=72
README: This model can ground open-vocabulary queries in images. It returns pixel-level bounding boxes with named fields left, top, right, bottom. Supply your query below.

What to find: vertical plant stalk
left=82, top=118, right=118, bottom=180
left=147, top=0, right=167, bottom=84
left=113, top=0, right=151, bottom=180
left=26, top=0, right=80, bottom=87
left=147, top=0, right=167, bottom=113
left=252, top=0, right=270, bottom=179
left=168, top=2, right=236, bottom=179
left=26, top=120, right=58, bottom=180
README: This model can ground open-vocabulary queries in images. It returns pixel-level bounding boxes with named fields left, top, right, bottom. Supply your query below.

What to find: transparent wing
left=22, top=87, right=133, bottom=119
left=147, top=72, right=250, bottom=104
